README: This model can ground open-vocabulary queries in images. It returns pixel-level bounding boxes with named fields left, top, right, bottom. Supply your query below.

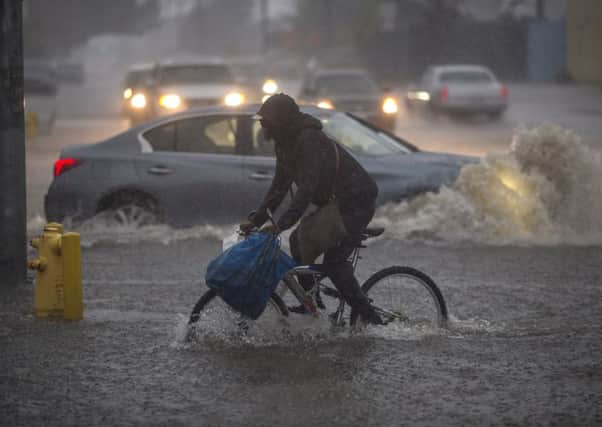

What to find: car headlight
left=317, top=99, right=334, bottom=110
left=123, top=88, right=133, bottom=99
left=262, top=79, right=278, bottom=95
left=224, top=92, right=245, bottom=107
left=407, top=91, right=430, bottom=101
left=130, top=93, right=147, bottom=109
left=159, top=93, right=182, bottom=110
left=382, top=97, right=398, bottom=114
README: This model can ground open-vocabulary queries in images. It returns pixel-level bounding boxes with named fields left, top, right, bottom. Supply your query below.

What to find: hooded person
left=240, top=93, right=383, bottom=325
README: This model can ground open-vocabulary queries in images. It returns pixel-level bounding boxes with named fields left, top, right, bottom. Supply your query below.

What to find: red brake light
left=439, top=86, right=449, bottom=101
left=500, top=86, right=508, bottom=98
left=54, top=158, right=81, bottom=177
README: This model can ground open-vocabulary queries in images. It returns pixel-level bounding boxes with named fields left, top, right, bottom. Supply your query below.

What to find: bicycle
left=188, top=226, right=448, bottom=332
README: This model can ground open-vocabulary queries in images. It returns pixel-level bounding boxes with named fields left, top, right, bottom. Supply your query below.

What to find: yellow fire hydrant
left=28, top=222, right=83, bottom=320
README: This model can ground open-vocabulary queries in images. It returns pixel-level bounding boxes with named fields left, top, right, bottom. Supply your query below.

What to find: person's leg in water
left=322, top=238, right=384, bottom=325
left=324, top=202, right=383, bottom=325
left=289, top=226, right=326, bottom=311
left=289, top=206, right=383, bottom=324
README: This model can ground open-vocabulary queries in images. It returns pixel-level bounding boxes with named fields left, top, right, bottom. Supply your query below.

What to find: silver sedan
left=405, top=64, right=508, bottom=119
left=45, top=105, right=475, bottom=227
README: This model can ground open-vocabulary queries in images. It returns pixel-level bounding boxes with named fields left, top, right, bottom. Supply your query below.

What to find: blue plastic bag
left=205, top=233, right=296, bottom=319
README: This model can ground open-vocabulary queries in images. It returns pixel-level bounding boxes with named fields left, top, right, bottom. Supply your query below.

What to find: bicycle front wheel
left=351, top=266, right=448, bottom=328
left=188, top=288, right=289, bottom=325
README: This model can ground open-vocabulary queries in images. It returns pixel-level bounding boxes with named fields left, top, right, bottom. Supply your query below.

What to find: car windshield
left=439, top=71, right=492, bottom=83
left=125, top=70, right=153, bottom=87
left=320, top=112, right=413, bottom=157
left=159, top=65, right=234, bottom=85
left=316, top=74, right=380, bottom=96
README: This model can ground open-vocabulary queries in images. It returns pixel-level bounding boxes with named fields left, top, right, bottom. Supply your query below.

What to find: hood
left=155, top=84, right=241, bottom=100
left=373, top=150, right=477, bottom=169
left=363, top=151, right=479, bottom=195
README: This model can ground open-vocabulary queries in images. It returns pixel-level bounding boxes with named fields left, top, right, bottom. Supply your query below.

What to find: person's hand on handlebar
left=239, top=220, right=256, bottom=235
left=259, top=223, right=280, bottom=235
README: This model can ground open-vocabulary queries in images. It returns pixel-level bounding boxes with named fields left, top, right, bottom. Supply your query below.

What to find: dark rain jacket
left=252, top=113, right=378, bottom=232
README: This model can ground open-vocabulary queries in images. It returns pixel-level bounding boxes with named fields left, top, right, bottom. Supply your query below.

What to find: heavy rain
left=1, top=1, right=601, bottom=425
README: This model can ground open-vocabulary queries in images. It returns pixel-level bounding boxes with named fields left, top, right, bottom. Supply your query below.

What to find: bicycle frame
left=262, top=208, right=366, bottom=326
left=281, top=244, right=363, bottom=326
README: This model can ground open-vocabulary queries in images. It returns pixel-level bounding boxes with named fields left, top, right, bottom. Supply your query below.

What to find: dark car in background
left=298, top=68, right=399, bottom=132
left=45, top=105, right=474, bottom=227
left=405, top=64, right=508, bottom=119
left=24, top=68, right=59, bottom=135
left=121, top=63, right=159, bottom=125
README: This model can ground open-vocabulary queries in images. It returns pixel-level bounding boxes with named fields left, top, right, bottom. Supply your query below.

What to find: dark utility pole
left=0, top=0, right=26, bottom=286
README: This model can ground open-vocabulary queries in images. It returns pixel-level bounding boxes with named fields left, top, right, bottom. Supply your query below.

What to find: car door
left=135, top=114, right=251, bottom=226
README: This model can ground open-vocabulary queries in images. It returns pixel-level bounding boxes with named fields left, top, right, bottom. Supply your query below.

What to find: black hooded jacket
left=253, top=112, right=378, bottom=232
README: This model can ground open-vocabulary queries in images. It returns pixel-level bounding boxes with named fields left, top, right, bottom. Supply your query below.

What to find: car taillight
left=439, top=86, right=449, bottom=101
left=54, top=158, right=82, bottom=177
left=500, top=86, right=508, bottom=98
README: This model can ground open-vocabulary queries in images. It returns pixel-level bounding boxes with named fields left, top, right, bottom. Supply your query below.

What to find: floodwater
left=4, top=124, right=601, bottom=425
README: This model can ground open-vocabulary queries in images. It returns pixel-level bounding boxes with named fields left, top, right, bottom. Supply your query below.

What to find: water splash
left=76, top=218, right=233, bottom=248
left=375, top=124, right=602, bottom=245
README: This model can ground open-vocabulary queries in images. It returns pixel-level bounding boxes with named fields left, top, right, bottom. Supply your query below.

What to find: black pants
left=289, top=202, right=375, bottom=313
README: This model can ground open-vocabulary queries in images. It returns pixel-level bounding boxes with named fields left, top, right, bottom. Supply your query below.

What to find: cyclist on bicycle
left=240, top=93, right=384, bottom=325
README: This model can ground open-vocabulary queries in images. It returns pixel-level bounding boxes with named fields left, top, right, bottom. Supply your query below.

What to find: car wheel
left=99, top=191, right=161, bottom=227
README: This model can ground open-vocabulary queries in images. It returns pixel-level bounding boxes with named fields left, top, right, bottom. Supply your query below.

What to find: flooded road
left=2, top=235, right=601, bottom=425
left=4, top=82, right=601, bottom=425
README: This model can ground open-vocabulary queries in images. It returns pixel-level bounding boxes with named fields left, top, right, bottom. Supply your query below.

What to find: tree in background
left=23, top=0, right=160, bottom=59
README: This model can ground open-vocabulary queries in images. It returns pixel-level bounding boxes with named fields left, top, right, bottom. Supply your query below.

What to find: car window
left=321, top=113, right=412, bottom=157
left=251, top=120, right=275, bottom=157
left=316, top=74, right=379, bottom=96
left=124, top=69, right=154, bottom=87
left=175, top=116, right=238, bottom=154
left=158, top=65, right=234, bottom=85
left=143, top=122, right=175, bottom=151
left=439, top=71, right=492, bottom=83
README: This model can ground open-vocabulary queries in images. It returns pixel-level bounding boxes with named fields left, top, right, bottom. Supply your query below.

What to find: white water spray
left=375, top=124, right=602, bottom=245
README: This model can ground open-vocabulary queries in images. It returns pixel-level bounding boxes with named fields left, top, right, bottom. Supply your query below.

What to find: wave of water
left=375, top=124, right=602, bottom=245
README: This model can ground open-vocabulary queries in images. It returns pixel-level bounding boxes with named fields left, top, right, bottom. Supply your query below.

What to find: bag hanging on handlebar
left=205, top=233, right=296, bottom=319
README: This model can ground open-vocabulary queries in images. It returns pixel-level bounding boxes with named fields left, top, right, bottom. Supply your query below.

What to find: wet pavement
left=1, top=236, right=601, bottom=426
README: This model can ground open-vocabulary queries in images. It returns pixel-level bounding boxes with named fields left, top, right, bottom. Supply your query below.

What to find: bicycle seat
left=360, top=227, right=385, bottom=240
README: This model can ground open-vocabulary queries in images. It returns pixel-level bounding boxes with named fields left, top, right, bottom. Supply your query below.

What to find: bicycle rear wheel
left=350, top=266, right=448, bottom=328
